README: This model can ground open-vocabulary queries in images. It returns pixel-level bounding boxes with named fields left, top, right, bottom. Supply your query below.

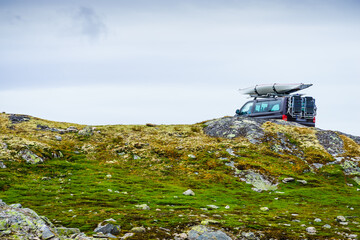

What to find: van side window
left=254, top=100, right=282, bottom=113
left=239, top=102, right=253, bottom=115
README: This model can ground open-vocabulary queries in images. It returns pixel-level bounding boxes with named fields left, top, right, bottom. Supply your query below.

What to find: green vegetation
left=0, top=113, right=359, bottom=239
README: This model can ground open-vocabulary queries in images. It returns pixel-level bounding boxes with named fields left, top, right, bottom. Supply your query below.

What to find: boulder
left=282, top=178, right=295, bottom=183
left=9, top=114, right=30, bottom=124
left=0, top=161, right=6, bottom=169
left=94, top=223, right=120, bottom=235
left=131, top=226, right=146, bottom=233
left=0, top=200, right=91, bottom=239
left=135, top=204, right=150, bottom=210
left=78, top=126, right=94, bottom=136
left=336, top=216, right=346, bottom=222
left=203, top=117, right=265, bottom=144
left=188, top=225, right=232, bottom=240
left=19, top=149, right=43, bottom=164
left=183, top=189, right=195, bottom=196
left=316, top=130, right=344, bottom=156
left=306, top=227, right=316, bottom=235
left=238, top=170, right=278, bottom=191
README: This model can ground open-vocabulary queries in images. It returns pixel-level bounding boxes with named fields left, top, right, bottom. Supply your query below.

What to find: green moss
left=0, top=113, right=359, bottom=238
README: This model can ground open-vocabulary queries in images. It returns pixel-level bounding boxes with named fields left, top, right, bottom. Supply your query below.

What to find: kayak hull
left=239, top=83, right=312, bottom=96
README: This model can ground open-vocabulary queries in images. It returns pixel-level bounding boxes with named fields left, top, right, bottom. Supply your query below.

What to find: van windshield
left=239, top=102, right=253, bottom=115
left=254, top=99, right=282, bottom=113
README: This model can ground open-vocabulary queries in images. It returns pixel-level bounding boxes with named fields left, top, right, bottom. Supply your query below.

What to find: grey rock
left=312, top=163, right=323, bottom=169
left=0, top=200, right=91, bottom=239
left=183, top=189, right=195, bottom=196
left=239, top=170, right=278, bottom=191
left=241, top=231, right=258, bottom=240
left=78, top=126, right=93, bottom=136
left=121, top=232, right=135, bottom=239
left=297, top=180, right=308, bottom=184
left=41, top=226, right=55, bottom=239
left=314, top=218, right=322, bottom=222
left=203, top=116, right=266, bottom=144
left=342, top=160, right=360, bottom=175
left=94, top=223, right=120, bottom=235
left=188, top=225, right=232, bottom=240
left=188, top=154, right=196, bottom=159
left=322, top=224, right=331, bottom=229
left=207, top=205, right=219, bottom=209
left=282, top=178, right=295, bottom=183
left=316, top=130, right=344, bottom=156
left=306, top=227, right=316, bottom=235
left=9, top=203, right=22, bottom=208
left=1, top=142, right=8, bottom=149
left=66, top=126, right=78, bottom=133
left=251, top=188, right=263, bottom=193
left=135, top=204, right=150, bottom=210
left=260, top=207, right=269, bottom=211
left=133, top=155, right=141, bottom=160
left=106, top=233, right=117, bottom=238
left=9, top=114, right=30, bottom=124
left=0, top=199, right=6, bottom=207
left=336, top=216, right=346, bottom=222
left=19, top=149, right=44, bottom=164
left=0, top=161, right=6, bottom=169
left=131, top=226, right=146, bottom=233
left=55, top=135, right=62, bottom=141
left=226, top=148, right=236, bottom=156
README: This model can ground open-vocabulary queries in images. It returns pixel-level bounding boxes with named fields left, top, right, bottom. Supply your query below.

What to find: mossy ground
left=0, top=113, right=359, bottom=239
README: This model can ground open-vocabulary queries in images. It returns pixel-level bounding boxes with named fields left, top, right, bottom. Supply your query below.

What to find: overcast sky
left=1, top=0, right=359, bottom=136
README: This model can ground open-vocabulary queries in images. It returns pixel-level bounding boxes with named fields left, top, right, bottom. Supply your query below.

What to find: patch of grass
left=0, top=113, right=359, bottom=239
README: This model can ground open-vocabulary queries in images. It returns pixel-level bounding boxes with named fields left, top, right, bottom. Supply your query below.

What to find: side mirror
left=235, top=109, right=240, bottom=115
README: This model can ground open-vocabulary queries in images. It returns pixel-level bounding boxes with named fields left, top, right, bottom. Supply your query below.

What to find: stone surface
left=188, top=225, right=232, bottom=240
left=183, top=189, right=195, bottom=196
left=19, top=149, right=44, bottom=164
left=203, top=117, right=266, bottom=144
left=336, top=216, right=346, bottom=222
left=316, top=130, right=344, bottom=156
left=282, top=178, right=295, bottom=183
left=207, top=205, right=219, bottom=209
left=342, top=160, right=360, bottom=175
left=0, top=161, right=6, bottom=169
left=131, top=226, right=146, bottom=233
left=78, top=126, right=94, bottom=136
left=238, top=170, right=278, bottom=191
left=55, top=135, right=62, bottom=141
left=9, top=114, right=30, bottom=124
left=94, top=223, right=120, bottom=235
left=0, top=199, right=91, bottom=239
left=260, top=207, right=269, bottom=211
left=296, top=180, right=308, bottom=185
left=306, top=227, right=316, bottom=235
left=135, top=204, right=150, bottom=210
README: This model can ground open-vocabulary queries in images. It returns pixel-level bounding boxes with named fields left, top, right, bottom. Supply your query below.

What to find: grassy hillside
left=0, top=113, right=359, bottom=239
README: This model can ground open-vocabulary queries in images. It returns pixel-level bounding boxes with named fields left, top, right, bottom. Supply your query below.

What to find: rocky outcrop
left=204, top=117, right=266, bottom=144
left=37, top=124, right=79, bottom=134
left=9, top=114, right=30, bottom=124
left=78, top=126, right=94, bottom=136
left=19, top=149, right=44, bottom=164
left=0, top=200, right=91, bottom=239
left=187, top=225, right=232, bottom=240
left=316, top=130, right=344, bottom=156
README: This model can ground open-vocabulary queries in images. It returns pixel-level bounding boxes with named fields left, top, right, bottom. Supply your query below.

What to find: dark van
left=235, top=95, right=316, bottom=127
